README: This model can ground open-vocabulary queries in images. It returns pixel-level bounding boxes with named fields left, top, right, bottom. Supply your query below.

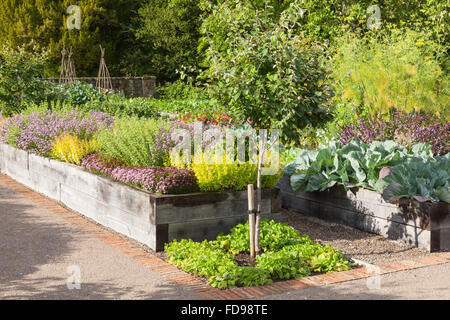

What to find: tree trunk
left=248, top=184, right=255, bottom=260
left=255, top=129, right=267, bottom=256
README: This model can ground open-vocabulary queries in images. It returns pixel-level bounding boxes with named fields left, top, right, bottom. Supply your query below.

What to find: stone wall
left=44, top=77, right=157, bottom=98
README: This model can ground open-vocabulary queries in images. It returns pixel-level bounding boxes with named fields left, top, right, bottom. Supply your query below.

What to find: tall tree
left=0, top=0, right=144, bottom=77
left=133, top=0, right=203, bottom=81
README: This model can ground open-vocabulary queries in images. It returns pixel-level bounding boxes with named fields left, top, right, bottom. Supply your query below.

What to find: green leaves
left=214, top=220, right=308, bottom=254
left=286, top=138, right=449, bottom=204
left=331, top=27, right=449, bottom=118
left=95, top=117, right=171, bottom=167
left=198, top=1, right=332, bottom=144
left=165, top=219, right=351, bottom=288
left=379, top=156, right=450, bottom=203
left=0, top=45, right=48, bottom=116
left=256, top=250, right=311, bottom=280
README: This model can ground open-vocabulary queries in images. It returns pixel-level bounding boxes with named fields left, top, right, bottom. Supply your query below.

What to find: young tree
left=199, top=1, right=333, bottom=256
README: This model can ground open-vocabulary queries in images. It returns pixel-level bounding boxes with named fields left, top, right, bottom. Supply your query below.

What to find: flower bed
left=0, top=142, right=282, bottom=251
left=0, top=109, right=286, bottom=251
left=81, top=153, right=198, bottom=194
left=278, top=175, right=450, bottom=252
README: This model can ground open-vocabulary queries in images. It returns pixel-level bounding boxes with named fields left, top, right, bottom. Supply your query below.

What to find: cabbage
left=285, top=138, right=449, bottom=203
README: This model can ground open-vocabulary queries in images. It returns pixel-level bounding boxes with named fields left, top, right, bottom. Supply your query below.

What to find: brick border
left=1, top=173, right=449, bottom=300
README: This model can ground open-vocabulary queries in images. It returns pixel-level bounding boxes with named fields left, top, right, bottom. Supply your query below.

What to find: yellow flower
left=51, top=133, right=98, bottom=165
left=0, top=117, right=9, bottom=127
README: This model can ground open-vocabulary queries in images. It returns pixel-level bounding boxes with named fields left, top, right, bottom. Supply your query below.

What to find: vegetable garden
left=0, top=0, right=448, bottom=288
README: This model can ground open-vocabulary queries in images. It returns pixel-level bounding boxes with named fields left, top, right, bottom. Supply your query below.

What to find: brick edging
left=1, top=173, right=449, bottom=300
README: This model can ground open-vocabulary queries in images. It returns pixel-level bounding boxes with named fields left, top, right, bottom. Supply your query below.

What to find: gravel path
left=280, top=209, right=439, bottom=265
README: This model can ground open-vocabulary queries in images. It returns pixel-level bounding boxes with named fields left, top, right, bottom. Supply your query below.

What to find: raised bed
left=277, top=175, right=450, bottom=252
left=0, top=143, right=281, bottom=251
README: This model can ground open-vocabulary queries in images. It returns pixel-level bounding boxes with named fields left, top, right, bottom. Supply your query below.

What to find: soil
left=83, top=203, right=442, bottom=267
left=280, top=209, right=441, bottom=265
left=234, top=253, right=255, bottom=267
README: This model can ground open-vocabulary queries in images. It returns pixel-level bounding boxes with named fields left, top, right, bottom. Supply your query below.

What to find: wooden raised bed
left=277, top=175, right=450, bottom=252
left=0, top=143, right=281, bottom=251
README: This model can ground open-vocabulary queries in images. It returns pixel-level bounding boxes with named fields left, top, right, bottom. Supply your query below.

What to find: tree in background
left=0, top=0, right=143, bottom=77
left=132, top=0, right=203, bottom=82
left=0, top=45, right=48, bottom=116
left=0, top=0, right=447, bottom=81
left=198, top=0, right=449, bottom=53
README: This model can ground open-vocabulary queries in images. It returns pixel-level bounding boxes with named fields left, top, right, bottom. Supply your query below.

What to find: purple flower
left=81, top=152, right=198, bottom=194
left=0, top=110, right=113, bottom=156
left=338, top=110, right=449, bottom=155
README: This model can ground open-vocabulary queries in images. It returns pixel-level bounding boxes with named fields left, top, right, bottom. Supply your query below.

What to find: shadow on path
left=0, top=184, right=197, bottom=300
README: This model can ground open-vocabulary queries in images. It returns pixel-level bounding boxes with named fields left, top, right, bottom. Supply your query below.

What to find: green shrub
left=0, top=45, right=48, bottom=116
left=133, top=0, right=203, bottom=82
left=95, top=117, right=171, bottom=167
left=64, top=82, right=104, bottom=106
left=78, top=93, right=158, bottom=118
left=157, top=80, right=209, bottom=101
left=199, top=1, right=333, bottom=146
left=331, top=27, right=449, bottom=124
left=191, top=158, right=283, bottom=192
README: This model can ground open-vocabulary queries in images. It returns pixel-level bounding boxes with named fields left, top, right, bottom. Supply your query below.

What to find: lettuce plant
left=165, top=220, right=351, bottom=289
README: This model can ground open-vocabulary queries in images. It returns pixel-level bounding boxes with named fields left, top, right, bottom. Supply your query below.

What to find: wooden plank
left=95, top=175, right=151, bottom=218
left=60, top=184, right=156, bottom=249
left=156, top=197, right=273, bottom=224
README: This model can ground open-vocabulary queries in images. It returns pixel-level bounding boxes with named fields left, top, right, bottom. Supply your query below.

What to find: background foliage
left=0, top=0, right=144, bottom=77
left=0, top=0, right=447, bottom=81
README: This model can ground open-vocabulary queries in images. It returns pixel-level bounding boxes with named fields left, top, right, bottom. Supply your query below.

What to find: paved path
left=1, top=174, right=449, bottom=300
left=0, top=181, right=200, bottom=300
left=259, top=263, right=450, bottom=300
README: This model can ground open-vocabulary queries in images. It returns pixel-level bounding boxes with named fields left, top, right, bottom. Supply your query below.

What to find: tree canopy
left=0, top=0, right=447, bottom=80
